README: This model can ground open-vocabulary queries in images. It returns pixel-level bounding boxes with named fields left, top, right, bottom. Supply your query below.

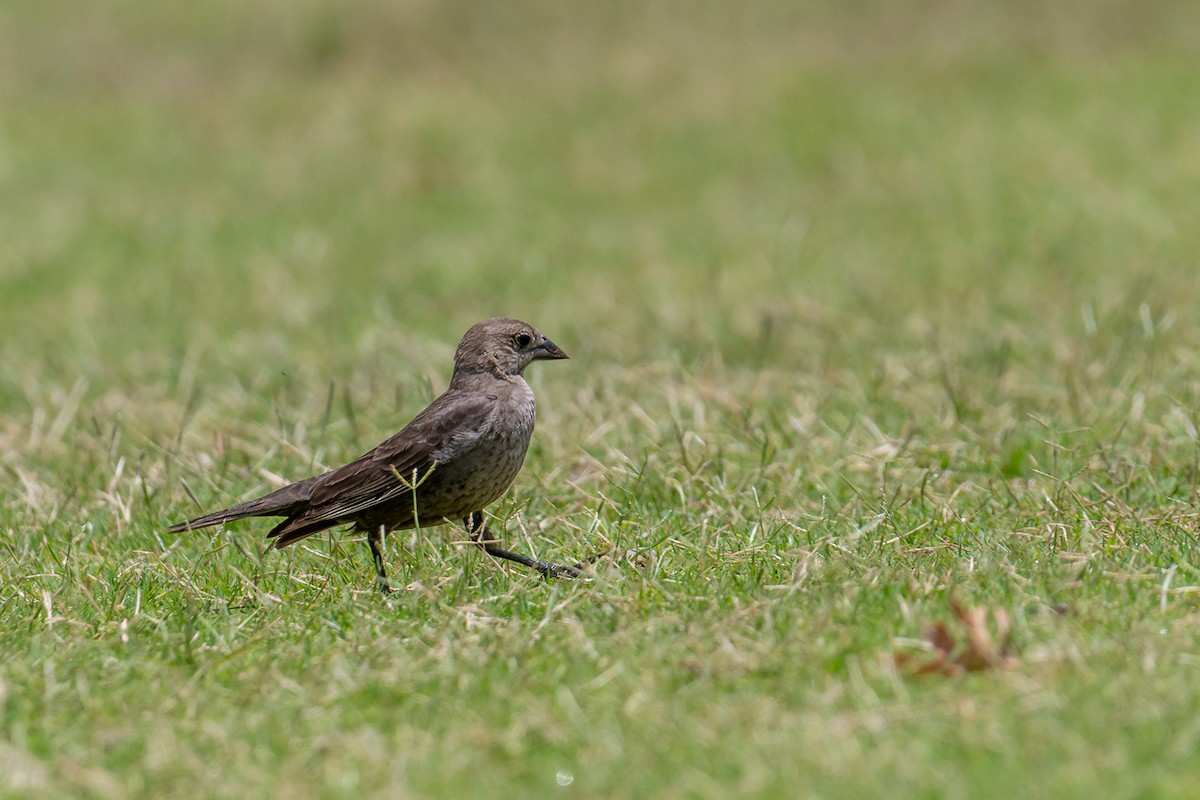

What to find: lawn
left=3, top=1, right=1200, bottom=796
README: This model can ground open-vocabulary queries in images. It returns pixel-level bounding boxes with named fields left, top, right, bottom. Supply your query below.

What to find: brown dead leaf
left=895, top=598, right=1016, bottom=676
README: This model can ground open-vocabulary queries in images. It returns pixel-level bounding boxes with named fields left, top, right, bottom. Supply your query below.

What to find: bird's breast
left=419, top=380, right=537, bottom=517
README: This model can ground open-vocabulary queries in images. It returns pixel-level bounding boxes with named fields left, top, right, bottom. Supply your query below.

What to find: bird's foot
left=467, top=517, right=610, bottom=581
left=533, top=550, right=610, bottom=580
left=479, top=541, right=610, bottom=580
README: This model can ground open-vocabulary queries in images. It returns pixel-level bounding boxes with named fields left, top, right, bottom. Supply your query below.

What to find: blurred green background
left=4, top=1, right=1200, bottom=797
left=4, top=0, right=1196, bottom=380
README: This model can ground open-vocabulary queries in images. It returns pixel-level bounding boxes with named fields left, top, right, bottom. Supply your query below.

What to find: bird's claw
left=536, top=550, right=611, bottom=580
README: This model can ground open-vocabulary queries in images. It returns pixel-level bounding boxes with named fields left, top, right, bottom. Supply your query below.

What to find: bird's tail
left=167, top=475, right=320, bottom=533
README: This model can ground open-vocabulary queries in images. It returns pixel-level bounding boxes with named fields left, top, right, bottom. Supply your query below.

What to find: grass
left=3, top=0, right=1200, bottom=796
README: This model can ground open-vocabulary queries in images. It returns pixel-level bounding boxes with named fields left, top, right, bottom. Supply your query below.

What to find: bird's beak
left=533, top=338, right=569, bottom=361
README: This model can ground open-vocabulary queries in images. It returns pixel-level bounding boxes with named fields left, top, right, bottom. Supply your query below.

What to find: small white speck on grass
left=556, top=771, right=574, bottom=787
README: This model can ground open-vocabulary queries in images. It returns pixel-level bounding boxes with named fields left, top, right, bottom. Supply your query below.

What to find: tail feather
left=267, top=515, right=345, bottom=549
left=167, top=475, right=320, bottom=533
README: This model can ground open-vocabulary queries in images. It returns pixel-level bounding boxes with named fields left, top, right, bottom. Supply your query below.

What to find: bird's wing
left=275, top=390, right=497, bottom=530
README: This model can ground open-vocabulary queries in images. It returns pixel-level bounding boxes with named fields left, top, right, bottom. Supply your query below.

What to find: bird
left=169, top=317, right=597, bottom=592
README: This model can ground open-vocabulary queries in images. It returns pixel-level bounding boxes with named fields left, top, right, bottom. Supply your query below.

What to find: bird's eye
left=515, top=332, right=533, bottom=348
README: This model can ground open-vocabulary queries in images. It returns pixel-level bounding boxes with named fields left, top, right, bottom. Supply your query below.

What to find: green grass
left=4, top=0, right=1200, bottom=796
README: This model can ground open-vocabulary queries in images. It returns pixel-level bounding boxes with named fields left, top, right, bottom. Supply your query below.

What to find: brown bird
left=169, top=317, right=595, bottom=591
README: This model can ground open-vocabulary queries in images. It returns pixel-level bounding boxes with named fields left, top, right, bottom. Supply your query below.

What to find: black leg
left=366, top=525, right=391, bottom=593
left=463, top=512, right=606, bottom=579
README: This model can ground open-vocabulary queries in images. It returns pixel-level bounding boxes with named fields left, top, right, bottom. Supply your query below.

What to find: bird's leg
left=366, top=525, right=392, bottom=593
left=464, top=512, right=603, bottom=579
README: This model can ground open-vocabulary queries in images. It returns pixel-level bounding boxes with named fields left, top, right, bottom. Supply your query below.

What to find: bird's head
left=452, top=318, right=569, bottom=380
